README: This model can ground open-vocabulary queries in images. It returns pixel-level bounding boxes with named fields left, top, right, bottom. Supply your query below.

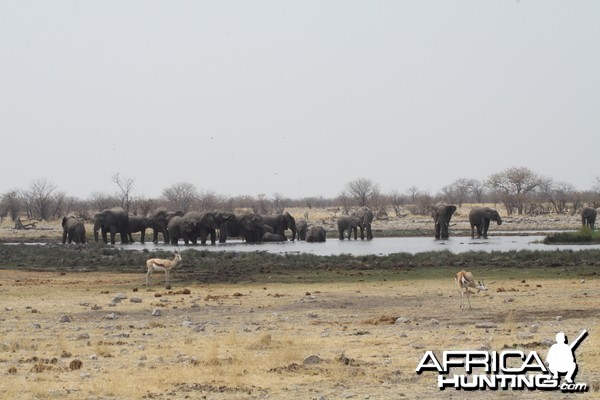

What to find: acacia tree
left=487, top=167, right=544, bottom=215
left=345, top=178, right=380, bottom=207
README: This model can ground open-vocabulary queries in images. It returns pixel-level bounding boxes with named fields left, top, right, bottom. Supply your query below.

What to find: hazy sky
left=2, top=1, right=599, bottom=200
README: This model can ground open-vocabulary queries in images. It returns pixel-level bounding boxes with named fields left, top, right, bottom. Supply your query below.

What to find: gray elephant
left=296, top=219, right=308, bottom=241
left=581, top=207, right=597, bottom=230
left=353, top=206, right=374, bottom=240
left=261, top=212, right=297, bottom=241
left=219, top=213, right=265, bottom=243
left=306, top=226, right=327, bottom=243
left=179, top=211, right=235, bottom=245
left=469, top=207, right=502, bottom=239
left=167, top=215, right=184, bottom=245
left=93, top=207, right=130, bottom=244
left=148, top=208, right=183, bottom=244
left=127, top=215, right=150, bottom=243
left=62, top=216, right=86, bottom=244
left=337, top=215, right=360, bottom=240
left=432, top=204, right=457, bottom=240
left=261, top=232, right=287, bottom=242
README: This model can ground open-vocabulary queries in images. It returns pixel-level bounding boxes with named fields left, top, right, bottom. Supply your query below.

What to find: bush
left=544, top=227, right=600, bottom=244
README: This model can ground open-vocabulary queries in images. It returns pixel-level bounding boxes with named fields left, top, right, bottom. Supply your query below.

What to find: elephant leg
left=441, top=223, right=449, bottom=240
left=352, top=227, right=357, bottom=240
left=109, top=231, right=116, bottom=245
left=140, top=229, right=145, bottom=244
left=359, top=226, right=365, bottom=240
left=210, top=229, right=217, bottom=245
left=483, top=220, right=490, bottom=238
left=339, top=229, right=344, bottom=240
left=366, top=225, right=373, bottom=240
left=128, top=233, right=135, bottom=243
left=434, top=223, right=441, bottom=240
left=102, top=228, right=108, bottom=243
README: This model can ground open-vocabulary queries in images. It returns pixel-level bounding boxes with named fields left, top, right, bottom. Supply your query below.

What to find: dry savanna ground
left=0, top=205, right=598, bottom=399
left=0, top=268, right=598, bottom=399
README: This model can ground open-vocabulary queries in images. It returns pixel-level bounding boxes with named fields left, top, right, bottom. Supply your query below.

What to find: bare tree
left=389, top=191, right=407, bottom=217
left=22, top=179, right=57, bottom=220
left=112, top=173, right=136, bottom=214
left=162, top=182, right=198, bottom=213
left=407, top=186, right=420, bottom=204
left=89, top=192, right=120, bottom=211
left=198, top=190, right=225, bottom=211
left=345, top=178, right=380, bottom=207
left=272, top=193, right=286, bottom=214
left=538, top=180, right=575, bottom=214
left=0, top=190, right=22, bottom=221
left=50, top=191, right=68, bottom=219
left=487, top=167, right=544, bottom=215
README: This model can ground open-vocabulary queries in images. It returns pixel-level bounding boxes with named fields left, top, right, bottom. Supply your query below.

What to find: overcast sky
left=2, top=1, right=599, bottom=200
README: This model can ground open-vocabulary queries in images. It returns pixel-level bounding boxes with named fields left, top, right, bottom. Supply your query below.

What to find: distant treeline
left=1, top=167, right=599, bottom=221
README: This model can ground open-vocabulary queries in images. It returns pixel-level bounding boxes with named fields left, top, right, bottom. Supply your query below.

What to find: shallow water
left=118, top=234, right=600, bottom=256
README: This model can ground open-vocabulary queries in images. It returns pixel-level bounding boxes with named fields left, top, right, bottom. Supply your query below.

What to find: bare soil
left=0, top=207, right=598, bottom=399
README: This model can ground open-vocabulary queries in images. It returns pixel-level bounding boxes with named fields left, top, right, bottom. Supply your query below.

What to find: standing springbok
left=455, top=270, right=487, bottom=310
left=146, top=252, right=182, bottom=287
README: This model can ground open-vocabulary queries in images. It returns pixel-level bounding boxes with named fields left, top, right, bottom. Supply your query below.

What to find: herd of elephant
left=62, top=206, right=373, bottom=245
left=61, top=204, right=598, bottom=245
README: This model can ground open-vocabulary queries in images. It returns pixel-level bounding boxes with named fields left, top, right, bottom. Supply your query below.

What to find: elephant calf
left=62, top=216, right=86, bottom=244
left=337, top=215, right=359, bottom=240
left=306, top=226, right=326, bottom=243
left=581, top=207, right=597, bottom=230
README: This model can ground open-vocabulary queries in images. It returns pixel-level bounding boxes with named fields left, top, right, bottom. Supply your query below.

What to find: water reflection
left=120, top=235, right=600, bottom=256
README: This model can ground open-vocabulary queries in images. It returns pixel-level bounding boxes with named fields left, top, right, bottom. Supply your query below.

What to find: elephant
left=219, top=212, right=266, bottom=243
left=93, top=207, right=129, bottom=245
left=469, top=207, right=502, bottom=239
left=167, top=215, right=184, bottom=245
left=261, top=212, right=297, bottom=241
left=62, top=216, right=86, bottom=244
left=178, top=211, right=236, bottom=245
left=431, top=204, right=457, bottom=240
left=127, top=215, right=150, bottom=243
left=353, top=206, right=374, bottom=240
left=148, top=207, right=183, bottom=244
left=581, top=207, right=597, bottom=230
left=296, top=219, right=308, bottom=241
left=337, top=215, right=360, bottom=240
left=261, top=232, right=287, bottom=242
left=306, top=226, right=327, bottom=243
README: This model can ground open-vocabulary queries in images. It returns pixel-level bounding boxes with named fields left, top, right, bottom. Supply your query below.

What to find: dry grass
left=0, top=269, right=597, bottom=399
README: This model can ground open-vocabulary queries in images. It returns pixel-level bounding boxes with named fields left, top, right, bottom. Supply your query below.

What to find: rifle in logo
left=546, top=329, right=588, bottom=384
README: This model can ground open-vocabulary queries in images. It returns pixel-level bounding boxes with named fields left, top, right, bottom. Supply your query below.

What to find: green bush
left=544, top=227, right=600, bottom=244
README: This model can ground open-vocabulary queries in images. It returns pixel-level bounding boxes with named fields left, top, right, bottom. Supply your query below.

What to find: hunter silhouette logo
left=547, top=330, right=587, bottom=384
left=415, top=329, right=589, bottom=392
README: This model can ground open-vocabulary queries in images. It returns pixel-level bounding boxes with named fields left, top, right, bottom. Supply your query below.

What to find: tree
left=112, top=173, right=135, bottom=214
left=0, top=190, right=22, bottom=221
left=22, top=179, right=57, bottom=220
left=389, top=191, right=407, bottom=217
left=538, top=180, right=575, bottom=214
left=162, top=182, right=198, bottom=213
left=345, top=178, right=380, bottom=207
left=487, top=167, right=544, bottom=215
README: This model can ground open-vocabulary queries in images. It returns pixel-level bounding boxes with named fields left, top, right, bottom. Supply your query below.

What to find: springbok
left=455, top=270, right=487, bottom=310
left=146, top=252, right=182, bottom=287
